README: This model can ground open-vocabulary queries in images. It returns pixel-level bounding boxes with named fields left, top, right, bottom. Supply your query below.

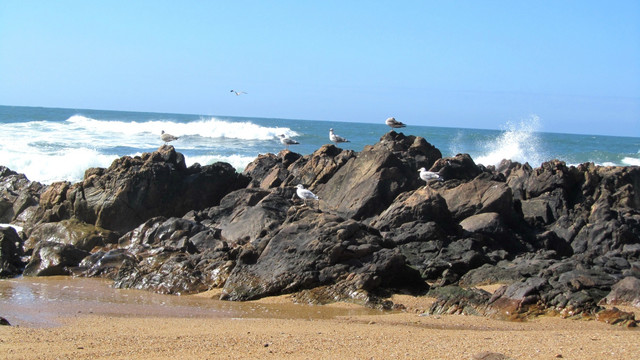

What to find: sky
left=1, top=1, right=639, bottom=137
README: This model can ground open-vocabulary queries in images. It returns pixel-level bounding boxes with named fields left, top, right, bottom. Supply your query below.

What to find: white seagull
left=385, top=117, right=406, bottom=129
left=418, top=167, right=443, bottom=183
left=296, top=184, right=319, bottom=205
left=329, top=128, right=349, bottom=144
left=160, top=130, right=179, bottom=143
left=278, top=134, right=300, bottom=150
left=230, top=89, right=247, bottom=96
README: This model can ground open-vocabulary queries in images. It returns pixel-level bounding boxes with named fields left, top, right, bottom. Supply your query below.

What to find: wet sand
left=1, top=278, right=639, bottom=359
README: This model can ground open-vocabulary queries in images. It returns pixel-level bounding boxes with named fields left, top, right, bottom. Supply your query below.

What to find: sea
left=1, top=105, right=639, bottom=185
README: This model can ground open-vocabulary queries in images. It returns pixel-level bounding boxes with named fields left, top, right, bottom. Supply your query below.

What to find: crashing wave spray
left=475, top=115, right=546, bottom=167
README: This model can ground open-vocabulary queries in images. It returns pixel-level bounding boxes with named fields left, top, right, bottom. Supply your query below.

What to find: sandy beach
left=2, top=290, right=639, bottom=360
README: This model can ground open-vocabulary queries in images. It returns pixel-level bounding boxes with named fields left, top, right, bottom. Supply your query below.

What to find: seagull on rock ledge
left=329, top=128, right=349, bottom=144
left=278, top=134, right=299, bottom=150
left=418, top=167, right=443, bottom=183
left=161, top=130, right=179, bottom=143
left=385, top=117, right=406, bottom=129
left=296, top=184, right=319, bottom=206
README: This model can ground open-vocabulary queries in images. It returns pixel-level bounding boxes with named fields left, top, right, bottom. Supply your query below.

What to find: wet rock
left=76, top=249, right=138, bottom=278
left=427, top=285, right=492, bottom=316
left=600, top=276, right=640, bottom=307
left=595, top=307, right=637, bottom=327
left=24, top=219, right=118, bottom=253
left=0, top=225, right=24, bottom=278
left=23, top=241, right=90, bottom=276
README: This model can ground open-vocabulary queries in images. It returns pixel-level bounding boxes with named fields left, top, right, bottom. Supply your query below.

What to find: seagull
left=230, top=90, right=247, bottom=96
left=385, top=117, right=406, bottom=129
left=329, top=128, right=349, bottom=144
left=418, top=167, right=443, bottom=183
left=160, top=130, right=179, bottom=143
left=296, top=184, right=319, bottom=206
left=278, top=134, right=299, bottom=150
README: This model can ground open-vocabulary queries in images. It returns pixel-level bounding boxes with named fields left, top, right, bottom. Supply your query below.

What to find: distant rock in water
left=0, top=132, right=639, bottom=324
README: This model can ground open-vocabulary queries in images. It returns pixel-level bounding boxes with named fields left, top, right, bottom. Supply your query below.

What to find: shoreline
left=2, top=279, right=639, bottom=359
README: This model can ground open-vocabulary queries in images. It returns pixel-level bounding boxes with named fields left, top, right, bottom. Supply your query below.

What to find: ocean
left=1, top=105, right=639, bottom=185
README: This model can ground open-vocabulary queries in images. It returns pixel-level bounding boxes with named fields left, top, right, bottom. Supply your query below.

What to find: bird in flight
left=161, top=130, right=179, bottom=143
left=385, top=117, right=406, bottom=129
left=329, top=128, right=350, bottom=144
left=230, top=90, right=247, bottom=96
left=278, top=134, right=300, bottom=150
left=418, top=167, right=443, bottom=183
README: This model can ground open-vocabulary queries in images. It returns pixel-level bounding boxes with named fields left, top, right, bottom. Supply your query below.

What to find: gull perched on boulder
left=329, top=128, right=349, bottom=144
left=278, top=134, right=299, bottom=150
left=160, top=130, right=179, bottom=143
left=385, top=117, right=406, bottom=129
left=418, top=167, right=443, bottom=183
left=296, top=184, right=319, bottom=206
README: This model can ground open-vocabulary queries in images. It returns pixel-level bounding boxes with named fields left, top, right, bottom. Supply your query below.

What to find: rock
left=595, top=307, right=637, bottom=327
left=427, top=285, right=492, bottom=316
left=600, top=277, right=640, bottom=307
left=24, top=219, right=118, bottom=253
left=472, top=352, right=515, bottom=360
left=0, top=316, right=10, bottom=326
left=23, top=241, right=90, bottom=276
left=0, top=166, right=45, bottom=225
left=431, top=153, right=482, bottom=181
left=486, top=277, right=549, bottom=319
left=221, top=207, right=426, bottom=301
left=36, top=145, right=249, bottom=234
left=371, top=187, right=453, bottom=231
left=0, top=225, right=24, bottom=278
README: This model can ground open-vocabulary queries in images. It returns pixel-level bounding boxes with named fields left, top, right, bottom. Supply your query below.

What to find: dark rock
left=431, top=153, right=482, bottom=181
left=23, top=241, right=90, bottom=276
left=24, top=219, right=118, bottom=253
left=600, top=277, right=640, bottom=307
left=0, top=316, right=10, bottom=326
left=0, top=225, right=24, bottom=278
left=427, top=285, right=492, bottom=316
left=221, top=208, right=426, bottom=301
left=0, top=166, right=45, bottom=225
left=595, top=307, right=637, bottom=327
left=36, top=145, right=249, bottom=234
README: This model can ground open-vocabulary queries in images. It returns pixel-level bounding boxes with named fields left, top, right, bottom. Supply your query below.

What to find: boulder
left=0, top=226, right=24, bottom=278
left=36, top=145, right=250, bottom=234
left=24, top=219, right=118, bottom=253
left=600, top=277, right=640, bottom=307
left=23, top=241, right=90, bottom=276
left=0, top=166, right=45, bottom=225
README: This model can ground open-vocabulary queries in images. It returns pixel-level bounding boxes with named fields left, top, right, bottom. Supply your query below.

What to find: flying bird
left=329, top=128, right=349, bottom=144
left=418, top=167, right=443, bottom=183
left=296, top=184, right=319, bottom=206
left=385, top=117, right=406, bottom=129
left=278, top=134, right=299, bottom=149
left=230, top=90, right=247, bottom=96
left=160, top=130, right=179, bottom=143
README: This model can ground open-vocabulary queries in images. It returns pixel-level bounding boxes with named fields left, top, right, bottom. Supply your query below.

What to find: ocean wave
left=66, top=115, right=298, bottom=141
left=622, top=156, right=640, bottom=166
left=474, top=115, right=545, bottom=167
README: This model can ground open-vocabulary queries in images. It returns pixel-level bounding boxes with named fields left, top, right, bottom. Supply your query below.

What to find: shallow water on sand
left=0, top=276, right=380, bottom=327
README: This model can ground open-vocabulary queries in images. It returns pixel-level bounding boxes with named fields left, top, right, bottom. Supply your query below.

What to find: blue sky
left=1, top=1, right=638, bottom=137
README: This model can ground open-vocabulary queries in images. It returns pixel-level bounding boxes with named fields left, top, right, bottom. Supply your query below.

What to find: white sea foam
left=67, top=115, right=298, bottom=141
left=622, top=156, right=640, bottom=166
left=475, top=115, right=545, bottom=167
left=184, top=154, right=257, bottom=172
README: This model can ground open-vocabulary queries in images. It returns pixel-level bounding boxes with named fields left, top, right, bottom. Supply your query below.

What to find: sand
left=2, top=292, right=639, bottom=360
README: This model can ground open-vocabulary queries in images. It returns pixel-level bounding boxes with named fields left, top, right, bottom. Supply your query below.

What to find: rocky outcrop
left=1, top=131, right=638, bottom=323
left=31, top=145, right=250, bottom=235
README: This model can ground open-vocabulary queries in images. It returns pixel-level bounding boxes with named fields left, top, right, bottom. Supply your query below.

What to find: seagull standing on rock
left=278, top=134, right=299, bottom=150
left=161, top=130, right=179, bottom=143
left=329, top=128, right=349, bottom=144
left=296, top=184, right=319, bottom=206
left=385, top=117, right=406, bottom=129
left=418, top=167, right=443, bottom=183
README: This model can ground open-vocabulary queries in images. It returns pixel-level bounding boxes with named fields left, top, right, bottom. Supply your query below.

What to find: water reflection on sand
left=0, top=276, right=379, bottom=327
